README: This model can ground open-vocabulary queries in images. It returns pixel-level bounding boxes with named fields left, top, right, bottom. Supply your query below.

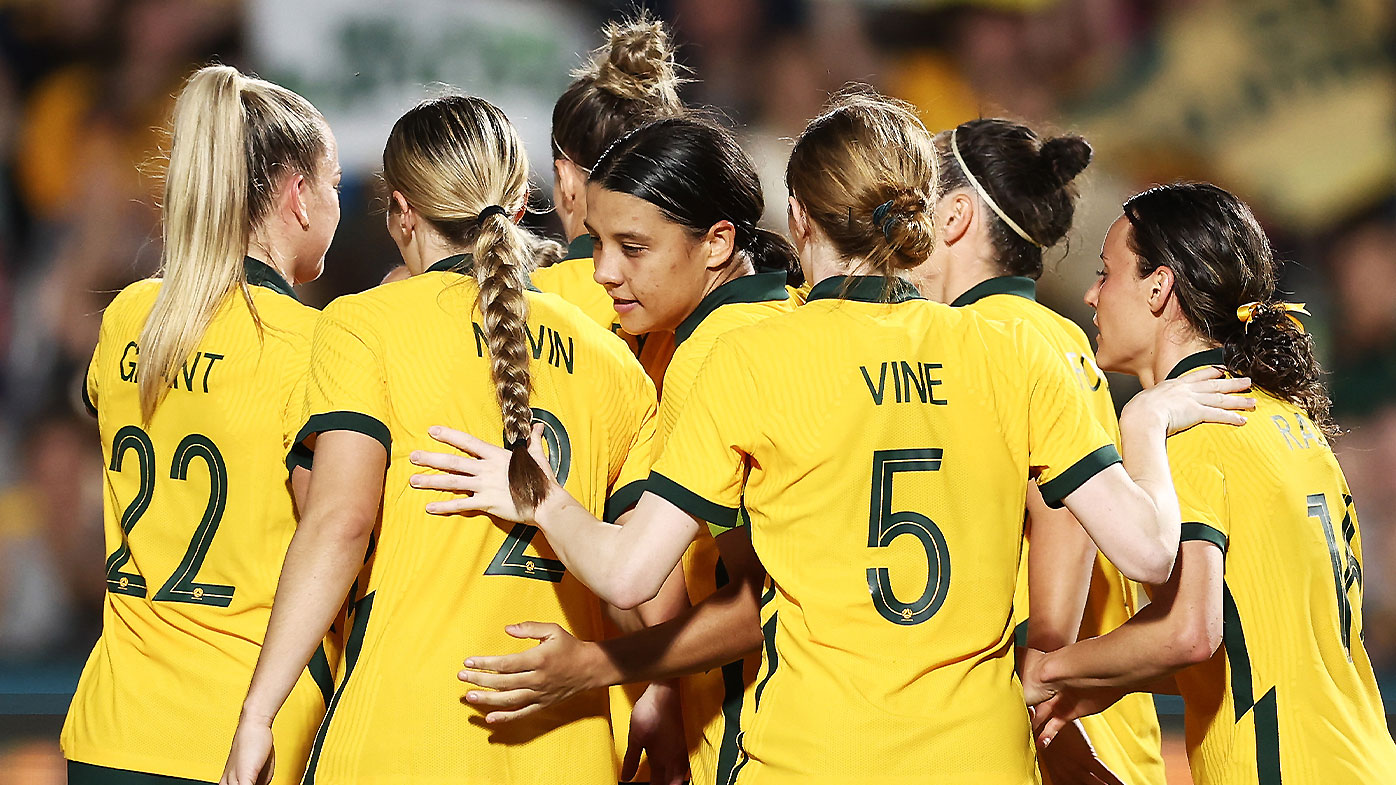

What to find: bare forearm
left=1039, top=604, right=1191, bottom=692
left=533, top=491, right=695, bottom=610
left=240, top=524, right=367, bottom=722
left=594, top=578, right=762, bottom=685
left=1117, top=407, right=1181, bottom=575
left=1026, top=486, right=1095, bottom=652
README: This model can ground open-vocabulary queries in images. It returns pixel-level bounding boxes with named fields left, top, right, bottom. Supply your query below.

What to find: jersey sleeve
left=647, top=336, right=755, bottom=536
left=1170, top=430, right=1229, bottom=552
left=605, top=396, right=657, bottom=524
left=292, top=299, right=391, bottom=461
left=82, top=345, right=100, bottom=417
left=1016, top=326, right=1122, bottom=508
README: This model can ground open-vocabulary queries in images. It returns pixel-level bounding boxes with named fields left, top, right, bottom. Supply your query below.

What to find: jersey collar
left=1166, top=347, right=1226, bottom=380
left=674, top=271, right=790, bottom=346
left=806, top=275, right=924, bottom=304
left=427, top=254, right=473, bottom=274
left=244, top=257, right=299, bottom=302
left=950, top=276, right=1037, bottom=307
left=563, top=235, right=594, bottom=261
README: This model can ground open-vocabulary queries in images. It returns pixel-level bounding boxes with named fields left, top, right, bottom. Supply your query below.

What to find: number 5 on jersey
left=867, top=449, right=951, bottom=626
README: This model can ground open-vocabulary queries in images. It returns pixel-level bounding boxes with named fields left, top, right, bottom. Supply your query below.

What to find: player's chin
left=614, top=301, right=652, bottom=334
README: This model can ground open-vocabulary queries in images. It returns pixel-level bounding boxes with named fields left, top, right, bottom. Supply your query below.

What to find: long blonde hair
left=382, top=95, right=552, bottom=514
left=138, top=64, right=328, bottom=421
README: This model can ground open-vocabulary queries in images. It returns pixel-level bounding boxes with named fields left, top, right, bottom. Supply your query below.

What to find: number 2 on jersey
left=483, top=408, right=570, bottom=583
left=867, top=449, right=951, bottom=625
left=104, top=426, right=235, bottom=606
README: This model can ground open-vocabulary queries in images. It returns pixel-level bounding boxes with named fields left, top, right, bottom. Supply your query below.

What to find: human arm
left=1024, top=481, right=1096, bottom=651
left=458, top=526, right=764, bottom=722
left=221, top=431, right=385, bottom=785
left=1056, top=368, right=1251, bottom=584
left=1023, top=539, right=1224, bottom=743
left=411, top=427, right=698, bottom=610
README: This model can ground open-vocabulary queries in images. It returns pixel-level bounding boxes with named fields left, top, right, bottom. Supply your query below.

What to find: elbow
left=1172, top=617, right=1222, bottom=667
left=1118, top=546, right=1176, bottom=586
left=605, top=565, right=664, bottom=612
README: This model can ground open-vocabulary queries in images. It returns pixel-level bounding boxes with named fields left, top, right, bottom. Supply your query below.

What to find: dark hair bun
left=1039, top=135, right=1092, bottom=189
left=881, top=189, right=936, bottom=269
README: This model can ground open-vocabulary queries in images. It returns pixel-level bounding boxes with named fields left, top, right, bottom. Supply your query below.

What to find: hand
left=1018, top=647, right=1056, bottom=706
left=1121, top=366, right=1255, bottom=436
left=623, top=681, right=689, bottom=785
left=459, top=621, right=610, bottom=724
left=220, top=717, right=275, bottom=785
left=1033, top=687, right=1127, bottom=747
left=1037, top=720, right=1126, bottom=785
left=410, top=424, right=558, bottom=523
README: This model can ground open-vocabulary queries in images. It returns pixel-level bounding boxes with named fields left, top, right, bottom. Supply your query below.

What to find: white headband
left=950, top=127, right=1045, bottom=249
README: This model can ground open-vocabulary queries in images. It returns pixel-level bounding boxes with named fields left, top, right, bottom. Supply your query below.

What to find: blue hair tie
left=871, top=200, right=895, bottom=241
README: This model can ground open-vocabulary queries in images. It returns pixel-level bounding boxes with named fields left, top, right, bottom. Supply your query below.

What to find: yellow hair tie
left=1236, top=301, right=1311, bottom=333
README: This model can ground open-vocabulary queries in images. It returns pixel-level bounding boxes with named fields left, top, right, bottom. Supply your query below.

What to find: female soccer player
left=412, top=92, right=1254, bottom=783
left=1026, top=183, right=1396, bottom=784
left=63, top=65, right=340, bottom=784
left=220, top=95, right=657, bottom=785
left=530, top=12, right=686, bottom=390
left=916, top=119, right=1164, bottom=785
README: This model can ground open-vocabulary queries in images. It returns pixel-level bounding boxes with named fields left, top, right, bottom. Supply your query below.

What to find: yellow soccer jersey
left=649, top=275, right=1120, bottom=785
left=531, top=235, right=675, bottom=393
left=655, top=272, right=796, bottom=785
left=293, top=254, right=656, bottom=785
left=1165, top=348, right=1396, bottom=785
left=62, top=260, right=329, bottom=783
left=954, top=277, right=1164, bottom=785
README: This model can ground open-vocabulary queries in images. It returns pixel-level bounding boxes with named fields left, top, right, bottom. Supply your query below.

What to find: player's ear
left=1146, top=264, right=1175, bottom=316
left=787, top=196, right=810, bottom=245
left=387, top=190, right=416, bottom=244
left=940, top=192, right=973, bottom=246
left=282, top=172, right=311, bottom=230
left=702, top=219, right=737, bottom=271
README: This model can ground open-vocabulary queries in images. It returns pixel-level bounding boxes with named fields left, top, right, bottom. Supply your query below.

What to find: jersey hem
left=1039, top=444, right=1121, bottom=508
left=645, top=472, right=739, bottom=531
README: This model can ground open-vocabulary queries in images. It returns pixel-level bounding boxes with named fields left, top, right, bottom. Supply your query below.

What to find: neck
left=1139, top=330, right=1218, bottom=389
left=404, top=234, right=465, bottom=276
left=939, top=245, right=1003, bottom=306
left=702, top=254, right=757, bottom=298
left=802, top=237, right=874, bottom=286
left=246, top=242, right=295, bottom=284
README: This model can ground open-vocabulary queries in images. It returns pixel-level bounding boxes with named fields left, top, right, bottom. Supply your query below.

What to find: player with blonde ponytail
left=64, top=65, right=340, bottom=785
left=222, top=94, right=656, bottom=785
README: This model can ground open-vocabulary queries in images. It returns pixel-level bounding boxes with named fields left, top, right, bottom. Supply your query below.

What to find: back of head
left=591, top=116, right=799, bottom=280
left=1122, top=182, right=1335, bottom=435
left=786, top=89, right=938, bottom=282
left=552, top=12, right=686, bottom=171
left=934, top=119, right=1092, bottom=279
left=382, top=95, right=550, bottom=514
left=140, top=64, right=328, bottom=422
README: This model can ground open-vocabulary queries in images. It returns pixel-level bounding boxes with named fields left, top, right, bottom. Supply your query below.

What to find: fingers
left=457, top=669, right=534, bottom=691
left=427, top=426, right=505, bottom=458
left=527, top=423, right=548, bottom=465
left=409, top=471, right=481, bottom=492
left=619, top=740, right=642, bottom=782
left=1038, top=715, right=1069, bottom=747
left=424, top=497, right=490, bottom=516
left=465, top=687, right=540, bottom=710
left=1179, top=365, right=1223, bottom=381
left=505, top=621, right=562, bottom=641
left=462, top=649, right=540, bottom=673
left=409, top=449, right=482, bottom=476
left=483, top=703, right=546, bottom=724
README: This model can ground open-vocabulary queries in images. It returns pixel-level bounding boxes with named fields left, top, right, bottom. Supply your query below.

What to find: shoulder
left=529, top=257, right=593, bottom=291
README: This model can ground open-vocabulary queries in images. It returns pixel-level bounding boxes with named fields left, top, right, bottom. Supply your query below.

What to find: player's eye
left=1094, top=269, right=1106, bottom=279
left=621, top=244, right=645, bottom=257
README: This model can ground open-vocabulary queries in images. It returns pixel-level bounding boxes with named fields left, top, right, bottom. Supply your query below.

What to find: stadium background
left=0, top=0, right=1391, bottom=781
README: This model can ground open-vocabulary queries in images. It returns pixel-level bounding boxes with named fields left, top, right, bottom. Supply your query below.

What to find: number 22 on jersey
left=106, top=424, right=235, bottom=606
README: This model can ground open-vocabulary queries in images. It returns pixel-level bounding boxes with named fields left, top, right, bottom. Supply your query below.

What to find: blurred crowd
left=0, top=0, right=1392, bottom=746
